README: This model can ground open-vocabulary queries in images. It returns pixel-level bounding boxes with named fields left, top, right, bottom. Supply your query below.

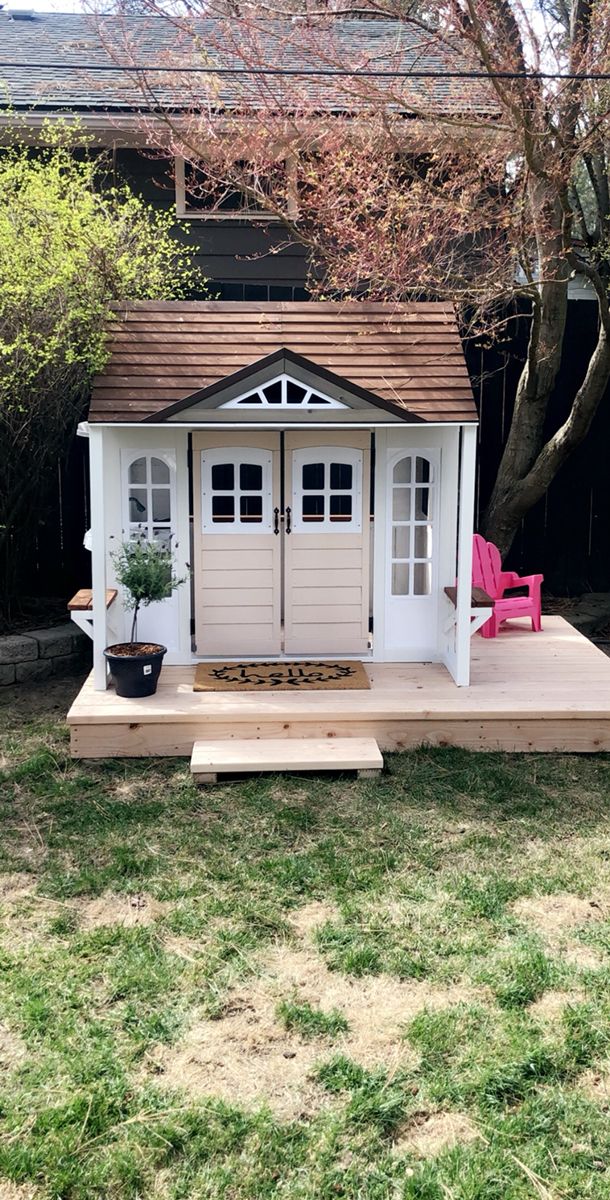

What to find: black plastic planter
left=104, top=643, right=167, bottom=698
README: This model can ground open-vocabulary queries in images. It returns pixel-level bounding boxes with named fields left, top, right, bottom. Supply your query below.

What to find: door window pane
left=129, top=457, right=147, bottom=484
left=153, top=528, right=171, bottom=551
left=212, top=496, right=235, bottom=522
left=240, top=463, right=263, bottom=491
left=393, top=457, right=411, bottom=484
left=240, top=495, right=263, bottom=521
left=392, top=488, right=410, bottom=521
left=414, top=524, right=432, bottom=558
left=330, top=495, right=352, bottom=521
left=303, top=463, right=325, bottom=490
left=151, top=458, right=170, bottom=484
left=212, top=463, right=234, bottom=491
left=415, top=487, right=430, bottom=520
left=392, top=525, right=410, bottom=559
left=392, top=563, right=410, bottom=595
left=415, top=457, right=431, bottom=483
left=302, top=495, right=325, bottom=520
left=414, top=562, right=432, bottom=595
left=330, top=462, right=353, bottom=490
left=129, top=489, right=148, bottom=521
left=152, top=488, right=171, bottom=522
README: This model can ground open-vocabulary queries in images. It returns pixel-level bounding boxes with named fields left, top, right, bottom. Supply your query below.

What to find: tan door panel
left=193, top=431, right=281, bottom=655
left=284, top=432, right=370, bottom=655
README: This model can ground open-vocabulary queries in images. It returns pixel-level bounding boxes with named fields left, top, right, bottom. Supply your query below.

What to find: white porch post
left=455, top=424, right=477, bottom=687
left=89, top=426, right=109, bottom=691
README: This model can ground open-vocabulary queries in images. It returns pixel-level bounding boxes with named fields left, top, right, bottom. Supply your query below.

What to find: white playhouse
left=73, top=301, right=482, bottom=684
left=68, top=300, right=610, bottom=764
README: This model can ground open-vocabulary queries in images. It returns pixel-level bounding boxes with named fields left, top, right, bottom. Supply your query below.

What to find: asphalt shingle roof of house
left=0, top=12, right=498, bottom=115
left=89, top=300, right=478, bottom=424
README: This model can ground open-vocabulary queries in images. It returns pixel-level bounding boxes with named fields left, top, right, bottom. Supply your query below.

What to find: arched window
left=390, top=454, right=435, bottom=596
left=125, top=453, right=174, bottom=549
left=221, top=374, right=347, bottom=409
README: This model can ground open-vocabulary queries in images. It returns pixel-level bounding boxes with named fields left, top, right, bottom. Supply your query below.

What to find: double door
left=192, top=431, right=370, bottom=656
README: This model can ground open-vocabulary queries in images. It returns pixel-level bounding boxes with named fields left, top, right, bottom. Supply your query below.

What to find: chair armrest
left=499, top=570, right=522, bottom=589
left=515, top=573, right=544, bottom=598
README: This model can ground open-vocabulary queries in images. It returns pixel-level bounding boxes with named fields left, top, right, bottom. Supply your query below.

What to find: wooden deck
left=68, top=616, right=610, bottom=757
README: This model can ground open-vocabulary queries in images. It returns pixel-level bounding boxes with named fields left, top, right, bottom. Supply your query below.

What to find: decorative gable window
left=220, top=375, right=347, bottom=409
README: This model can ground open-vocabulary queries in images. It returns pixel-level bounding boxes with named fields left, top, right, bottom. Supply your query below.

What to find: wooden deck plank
left=67, top=617, right=610, bottom=756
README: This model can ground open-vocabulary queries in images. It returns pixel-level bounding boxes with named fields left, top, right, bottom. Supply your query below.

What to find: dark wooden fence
left=21, top=299, right=610, bottom=605
left=20, top=434, right=92, bottom=604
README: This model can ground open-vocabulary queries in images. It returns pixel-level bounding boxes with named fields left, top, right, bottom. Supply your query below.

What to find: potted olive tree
left=104, top=537, right=187, bottom=698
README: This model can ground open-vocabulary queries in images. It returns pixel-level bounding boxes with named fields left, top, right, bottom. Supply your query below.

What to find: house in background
left=0, top=9, right=496, bottom=301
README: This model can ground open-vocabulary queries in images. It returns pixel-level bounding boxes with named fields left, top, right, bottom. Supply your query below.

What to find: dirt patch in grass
left=528, top=990, right=584, bottom=1023
left=512, top=893, right=606, bottom=937
left=0, top=874, right=35, bottom=904
left=0, top=1022, right=26, bottom=1070
left=77, top=892, right=171, bottom=931
left=0, top=1183, right=40, bottom=1200
left=288, top=901, right=338, bottom=938
left=151, top=904, right=482, bottom=1119
left=392, top=1111, right=481, bottom=1158
left=578, top=1064, right=610, bottom=1106
left=512, top=893, right=606, bottom=968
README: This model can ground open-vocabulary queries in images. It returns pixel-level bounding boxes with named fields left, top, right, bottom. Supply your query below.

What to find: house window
left=390, top=454, right=435, bottom=596
left=221, top=374, right=347, bottom=409
left=125, top=453, right=174, bottom=550
left=175, top=155, right=298, bottom=222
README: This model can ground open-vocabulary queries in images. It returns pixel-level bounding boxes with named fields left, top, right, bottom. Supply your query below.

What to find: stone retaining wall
left=0, top=623, right=92, bottom=686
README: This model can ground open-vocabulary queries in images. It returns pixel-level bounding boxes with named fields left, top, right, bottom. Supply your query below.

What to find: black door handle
left=273, top=507, right=280, bottom=535
left=285, top=506, right=292, bottom=534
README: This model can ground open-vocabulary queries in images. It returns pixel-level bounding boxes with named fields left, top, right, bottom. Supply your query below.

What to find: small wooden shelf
left=444, top=585, right=494, bottom=608
left=68, top=589, right=117, bottom=612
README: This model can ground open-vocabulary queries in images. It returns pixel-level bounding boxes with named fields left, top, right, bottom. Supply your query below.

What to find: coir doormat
left=194, top=660, right=371, bottom=692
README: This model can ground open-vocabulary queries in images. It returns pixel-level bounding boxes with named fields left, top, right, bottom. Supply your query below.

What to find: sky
left=5, top=0, right=87, bottom=10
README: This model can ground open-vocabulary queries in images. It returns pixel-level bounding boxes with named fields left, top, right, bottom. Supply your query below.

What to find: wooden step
left=190, top=737, right=383, bottom=783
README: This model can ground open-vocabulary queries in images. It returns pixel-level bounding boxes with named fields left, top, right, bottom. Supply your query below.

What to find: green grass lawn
left=2, top=674, right=610, bottom=1198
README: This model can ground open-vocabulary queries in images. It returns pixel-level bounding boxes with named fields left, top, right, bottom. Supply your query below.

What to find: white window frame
left=220, top=373, right=347, bottom=410
left=388, top=450, right=437, bottom=598
left=201, top=446, right=274, bottom=535
left=175, top=155, right=298, bottom=222
left=292, top=446, right=363, bottom=534
left=122, top=449, right=176, bottom=548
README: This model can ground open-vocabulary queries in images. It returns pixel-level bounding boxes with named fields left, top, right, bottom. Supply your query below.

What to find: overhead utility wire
left=2, top=60, right=610, bottom=80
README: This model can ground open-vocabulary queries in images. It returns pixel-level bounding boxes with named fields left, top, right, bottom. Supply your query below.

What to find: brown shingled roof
left=89, top=300, right=477, bottom=424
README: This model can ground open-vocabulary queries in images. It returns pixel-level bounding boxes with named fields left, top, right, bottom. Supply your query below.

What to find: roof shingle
left=0, top=13, right=498, bottom=115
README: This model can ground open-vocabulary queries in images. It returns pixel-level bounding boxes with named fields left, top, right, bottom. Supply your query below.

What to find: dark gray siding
left=111, top=149, right=309, bottom=299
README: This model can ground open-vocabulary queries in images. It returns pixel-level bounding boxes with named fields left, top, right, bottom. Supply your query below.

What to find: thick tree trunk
left=481, top=176, right=572, bottom=557
left=482, top=321, right=610, bottom=558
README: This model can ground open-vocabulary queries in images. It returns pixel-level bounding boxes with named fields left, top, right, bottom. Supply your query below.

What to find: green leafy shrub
left=0, top=123, right=203, bottom=620
left=111, top=537, right=187, bottom=641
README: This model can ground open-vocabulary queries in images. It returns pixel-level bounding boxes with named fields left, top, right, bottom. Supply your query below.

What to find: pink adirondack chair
left=472, top=534, right=543, bottom=638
